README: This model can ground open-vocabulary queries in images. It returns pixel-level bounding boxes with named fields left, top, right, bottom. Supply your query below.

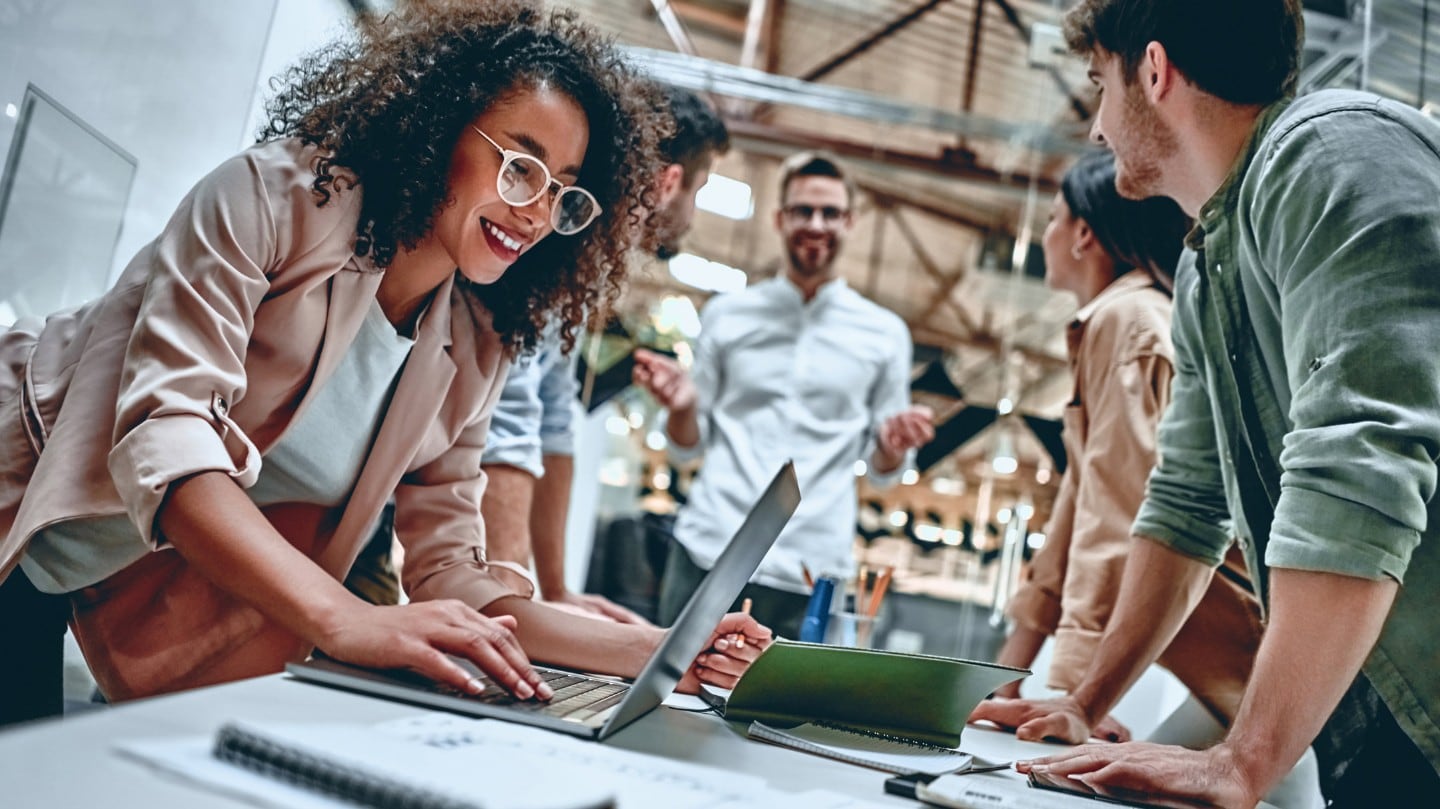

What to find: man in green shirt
left=971, top=1, right=1440, bottom=805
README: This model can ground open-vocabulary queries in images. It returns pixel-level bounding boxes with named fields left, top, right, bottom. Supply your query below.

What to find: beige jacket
left=1007, top=270, right=1262, bottom=725
left=0, top=139, right=515, bottom=700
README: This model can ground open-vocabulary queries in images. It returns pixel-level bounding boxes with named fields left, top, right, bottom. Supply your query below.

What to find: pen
left=958, top=762, right=1013, bottom=775
left=736, top=597, right=752, bottom=648
left=801, top=563, right=815, bottom=591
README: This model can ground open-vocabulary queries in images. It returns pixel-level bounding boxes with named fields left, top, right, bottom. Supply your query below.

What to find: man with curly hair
left=996, top=1, right=1440, bottom=805
left=0, top=0, right=767, bottom=726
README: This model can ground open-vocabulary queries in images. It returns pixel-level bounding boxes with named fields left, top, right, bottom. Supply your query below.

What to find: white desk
left=0, top=673, right=1161, bottom=808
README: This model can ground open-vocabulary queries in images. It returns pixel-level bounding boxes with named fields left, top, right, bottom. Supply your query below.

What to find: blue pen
left=798, top=576, right=835, bottom=642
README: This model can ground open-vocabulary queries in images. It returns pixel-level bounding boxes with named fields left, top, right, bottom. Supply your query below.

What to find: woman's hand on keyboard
left=317, top=600, right=553, bottom=701
left=676, top=612, right=774, bottom=692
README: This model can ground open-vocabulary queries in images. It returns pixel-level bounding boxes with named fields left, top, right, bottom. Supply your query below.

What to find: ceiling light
left=990, top=429, right=1018, bottom=476
left=695, top=173, right=753, bottom=220
left=654, top=295, right=701, bottom=339
left=669, top=252, right=747, bottom=294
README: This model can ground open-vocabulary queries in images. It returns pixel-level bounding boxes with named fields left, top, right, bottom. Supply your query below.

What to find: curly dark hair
left=260, top=0, right=668, bottom=355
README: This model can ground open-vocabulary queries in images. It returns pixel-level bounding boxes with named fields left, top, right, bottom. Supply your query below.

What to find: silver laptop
left=286, top=461, right=800, bottom=741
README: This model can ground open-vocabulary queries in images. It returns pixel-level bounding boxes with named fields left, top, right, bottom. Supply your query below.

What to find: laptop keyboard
left=434, top=668, right=630, bottom=722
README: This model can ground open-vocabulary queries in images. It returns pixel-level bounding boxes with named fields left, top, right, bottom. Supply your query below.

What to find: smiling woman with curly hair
left=0, top=0, right=769, bottom=726
left=263, top=0, right=660, bottom=355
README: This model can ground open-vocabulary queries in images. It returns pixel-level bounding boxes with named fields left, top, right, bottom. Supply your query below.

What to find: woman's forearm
left=484, top=595, right=665, bottom=677
left=159, top=470, right=358, bottom=645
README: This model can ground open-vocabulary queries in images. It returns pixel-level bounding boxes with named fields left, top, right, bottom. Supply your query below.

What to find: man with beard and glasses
left=346, top=85, right=729, bottom=624
left=977, top=2, right=1440, bottom=807
left=632, top=151, right=934, bottom=639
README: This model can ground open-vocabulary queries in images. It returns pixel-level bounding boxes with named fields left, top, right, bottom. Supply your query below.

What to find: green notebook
left=723, top=639, right=1027, bottom=748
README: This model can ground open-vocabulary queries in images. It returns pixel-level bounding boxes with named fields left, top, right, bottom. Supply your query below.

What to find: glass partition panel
left=0, top=84, right=136, bottom=326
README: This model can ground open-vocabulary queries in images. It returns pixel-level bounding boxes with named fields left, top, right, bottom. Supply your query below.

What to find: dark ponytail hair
left=1061, top=150, right=1191, bottom=293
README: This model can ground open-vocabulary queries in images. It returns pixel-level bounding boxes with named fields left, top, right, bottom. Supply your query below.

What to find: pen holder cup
left=824, top=609, right=878, bottom=649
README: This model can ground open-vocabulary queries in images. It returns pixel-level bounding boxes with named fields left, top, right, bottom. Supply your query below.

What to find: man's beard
left=652, top=207, right=684, bottom=260
left=1113, top=84, right=1179, bottom=201
left=786, top=236, right=838, bottom=278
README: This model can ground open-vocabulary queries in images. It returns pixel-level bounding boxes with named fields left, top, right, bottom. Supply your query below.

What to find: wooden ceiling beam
left=750, top=0, right=950, bottom=121
left=724, top=117, right=1060, bottom=196
left=671, top=1, right=748, bottom=37
left=989, top=0, right=1091, bottom=121
left=960, top=0, right=988, bottom=116
left=798, top=0, right=954, bottom=84
left=649, top=0, right=700, bottom=57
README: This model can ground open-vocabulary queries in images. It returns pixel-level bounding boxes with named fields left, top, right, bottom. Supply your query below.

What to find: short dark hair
left=777, top=150, right=857, bottom=208
left=1062, top=149, right=1190, bottom=290
left=659, top=86, right=729, bottom=188
left=1063, top=0, right=1302, bottom=106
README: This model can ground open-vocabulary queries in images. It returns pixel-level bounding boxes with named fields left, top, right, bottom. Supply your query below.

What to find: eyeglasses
left=782, top=204, right=850, bottom=227
left=471, top=125, right=602, bottom=235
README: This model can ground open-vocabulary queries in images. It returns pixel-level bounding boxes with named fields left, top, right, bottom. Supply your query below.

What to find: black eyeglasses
left=471, top=125, right=601, bottom=235
left=782, top=204, right=850, bottom=227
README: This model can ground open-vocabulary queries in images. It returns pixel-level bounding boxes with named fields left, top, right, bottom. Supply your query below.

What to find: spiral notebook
left=746, top=721, right=972, bottom=775
left=205, top=720, right=616, bottom=809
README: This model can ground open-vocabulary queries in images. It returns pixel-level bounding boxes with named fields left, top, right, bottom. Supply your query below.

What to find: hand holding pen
left=685, top=602, right=772, bottom=691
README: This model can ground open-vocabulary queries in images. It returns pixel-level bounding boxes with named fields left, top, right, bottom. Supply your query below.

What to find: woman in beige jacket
left=0, top=1, right=767, bottom=725
left=976, top=151, right=1262, bottom=739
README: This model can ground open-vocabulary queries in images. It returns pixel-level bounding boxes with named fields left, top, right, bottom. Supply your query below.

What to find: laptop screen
left=599, top=461, right=800, bottom=738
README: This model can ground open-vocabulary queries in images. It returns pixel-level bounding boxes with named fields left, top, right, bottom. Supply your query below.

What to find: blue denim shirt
left=1133, top=89, right=1440, bottom=770
left=482, top=328, right=576, bottom=477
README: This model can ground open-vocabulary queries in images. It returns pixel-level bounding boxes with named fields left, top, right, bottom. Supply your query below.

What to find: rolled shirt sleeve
left=107, top=149, right=282, bottom=544
left=398, top=411, right=515, bottom=609
left=481, top=332, right=571, bottom=478
left=1133, top=257, right=1235, bottom=567
left=1252, top=108, right=1440, bottom=582
left=665, top=300, right=722, bottom=464
left=537, top=348, right=578, bottom=460
left=864, top=315, right=916, bottom=489
left=1008, top=461, right=1075, bottom=636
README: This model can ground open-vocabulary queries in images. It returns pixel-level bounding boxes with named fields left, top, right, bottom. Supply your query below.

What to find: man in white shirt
left=633, top=151, right=934, bottom=638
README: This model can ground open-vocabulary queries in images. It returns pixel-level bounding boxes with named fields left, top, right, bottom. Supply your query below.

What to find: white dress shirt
left=669, top=275, right=914, bottom=593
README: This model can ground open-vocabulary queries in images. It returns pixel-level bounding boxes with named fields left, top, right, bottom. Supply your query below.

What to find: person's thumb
left=1017, top=715, right=1084, bottom=745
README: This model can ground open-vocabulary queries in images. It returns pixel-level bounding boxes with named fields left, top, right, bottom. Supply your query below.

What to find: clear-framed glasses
left=471, top=125, right=602, bottom=235
left=781, top=204, right=850, bottom=228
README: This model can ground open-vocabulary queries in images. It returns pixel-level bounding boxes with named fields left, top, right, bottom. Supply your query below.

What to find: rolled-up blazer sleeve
left=107, top=150, right=281, bottom=545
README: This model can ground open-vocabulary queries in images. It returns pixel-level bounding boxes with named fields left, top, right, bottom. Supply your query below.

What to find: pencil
left=736, top=597, right=753, bottom=648
left=801, top=563, right=815, bottom=590
left=866, top=565, right=894, bottom=618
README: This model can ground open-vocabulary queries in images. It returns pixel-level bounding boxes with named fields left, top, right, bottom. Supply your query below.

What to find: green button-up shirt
left=1132, top=89, right=1440, bottom=770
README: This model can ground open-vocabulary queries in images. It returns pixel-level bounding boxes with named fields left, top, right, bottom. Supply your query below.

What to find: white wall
left=0, top=0, right=355, bottom=703
left=0, top=0, right=352, bottom=293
